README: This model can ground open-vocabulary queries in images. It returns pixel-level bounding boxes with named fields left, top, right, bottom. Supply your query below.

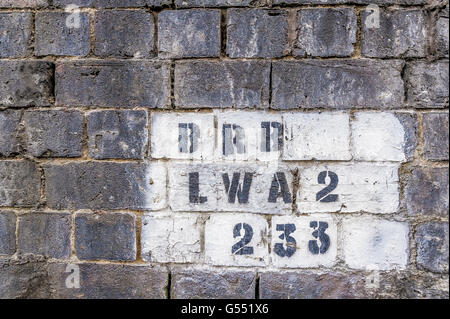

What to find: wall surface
left=0, top=0, right=449, bottom=299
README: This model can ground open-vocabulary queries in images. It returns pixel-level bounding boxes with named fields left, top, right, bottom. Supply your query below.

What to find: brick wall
left=0, top=0, right=448, bottom=299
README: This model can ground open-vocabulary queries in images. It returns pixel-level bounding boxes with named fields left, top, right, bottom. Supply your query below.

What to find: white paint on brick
left=271, top=215, right=338, bottom=268
left=297, top=163, right=399, bottom=214
left=141, top=212, right=202, bottom=263
left=151, top=112, right=215, bottom=160
left=145, top=162, right=167, bottom=210
left=352, top=112, right=406, bottom=162
left=283, top=112, right=351, bottom=161
left=205, top=213, right=269, bottom=266
left=342, top=216, right=409, bottom=270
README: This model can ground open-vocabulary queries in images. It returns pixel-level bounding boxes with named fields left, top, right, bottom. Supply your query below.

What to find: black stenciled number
left=232, top=223, right=254, bottom=255
left=308, top=221, right=330, bottom=255
left=274, top=224, right=297, bottom=258
left=316, top=171, right=339, bottom=202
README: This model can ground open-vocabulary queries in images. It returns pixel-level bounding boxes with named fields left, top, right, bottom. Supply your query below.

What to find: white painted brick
left=141, top=213, right=202, bottom=263
left=151, top=112, right=215, bottom=160
left=271, top=215, right=338, bottom=268
left=297, top=163, right=399, bottom=214
left=342, top=216, right=409, bottom=270
left=352, top=112, right=406, bottom=162
left=283, top=112, right=351, bottom=161
left=145, top=162, right=168, bottom=210
left=205, top=213, right=269, bottom=266
left=215, top=111, right=283, bottom=162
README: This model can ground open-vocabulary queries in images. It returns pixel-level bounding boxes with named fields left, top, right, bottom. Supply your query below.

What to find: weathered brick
left=393, top=112, right=418, bottom=161
left=404, top=166, right=449, bottom=217
left=295, top=8, right=356, bottom=57
left=422, top=112, right=449, bottom=161
left=227, top=9, right=289, bottom=58
left=0, top=61, right=54, bottom=107
left=171, top=268, right=256, bottom=299
left=205, top=213, right=269, bottom=266
left=416, top=222, right=449, bottom=274
left=405, top=61, right=449, bottom=108
left=48, top=263, right=168, bottom=298
left=272, top=60, right=404, bottom=109
left=361, top=9, right=427, bottom=58
left=45, top=162, right=167, bottom=210
left=18, top=213, right=71, bottom=259
left=151, top=112, right=215, bottom=160
left=0, top=0, right=48, bottom=7
left=0, top=110, right=21, bottom=157
left=343, top=217, right=409, bottom=270
left=273, top=0, right=426, bottom=4
left=259, top=271, right=369, bottom=299
left=158, top=10, right=220, bottom=58
left=23, top=110, right=83, bottom=158
left=0, top=160, right=40, bottom=207
left=94, top=10, right=154, bottom=58
left=0, top=13, right=32, bottom=58
left=271, top=215, right=338, bottom=268
left=141, top=213, right=202, bottom=263
left=283, top=112, right=351, bottom=161
left=298, top=164, right=400, bottom=214
left=75, top=212, right=136, bottom=261
left=175, top=0, right=252, bottom=7
left=87, top=110, right=148, bottom=159
left=56, top=60, right=170, bottom=108
left=0, top=211, right=16, bottom=255
left=436, top=17, right=449, bottom=58
left=35, top=12, right=90, bottom=57
left=54, top=0, right=171, bottom=7
left=175, top=61, right=270, bottom=109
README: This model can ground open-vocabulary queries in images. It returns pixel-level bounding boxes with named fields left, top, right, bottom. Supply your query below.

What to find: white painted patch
left=271, top=215, right=338, bottom=268
left=342, top=216, right=409, bottom=270
left=205, top=213, right=269, bottom=266
left=145, top=162, right=167, bottom=210
left=283, top=112, right=352, bottom=161
left=297, top=163, right=399, bottom=214
left=352, top=112, right=406, bottom=162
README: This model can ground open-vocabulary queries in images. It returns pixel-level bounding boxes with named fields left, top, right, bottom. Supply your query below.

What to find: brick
left=297, top=163, right=400, bottom=214
left=175, top=61, right=270, bottom=109
left=168, top=163, right=293, bottom=214
left=342, top=217, right=409, bottom=270
left=94, top=10, right=154, bottom=58
left=422, top=112, right=449, bottom=161
left=158, top=10, right=220, bottom=58
left=35, top=12, right=90, bottom=57
left=405, top=61, right=449, bottom=108
left=87, top=110, right=148, bottom=159
left=404, top=166, right=449, bottom=217
left=352, top=112, right=409, bottom=162
left=283, top=112, right=351, bottom=161
left=0, top=110, right=22, bottom=157
left=0, top=61, right=54, bottom=107
left=436, top=17, right=449, bottom=58
left=227, top=9, right=289, bottom=58
left=0, top=211, right=16, bottom=255
left=416, top=222, right=449, bottom=274
left=175, top=0, right=252, bottom=7
left=0, top=160, right=40, bottom=207
left=272, top=60, right=404, bottom=109
left=294, top=8, right=356, bottom=57
left=271, top=215, right=338, bottom=268
left=48, top=263, right=168, bottom=298
left=151, top=112, right=215, bottom=160
left=18, top=213, right=71, bottom=259
left=0, top=13, right=32, bottom=58
left=56, top=60, right=170, bottom=108
left=259, top=271, right=369, bottom=299
left=216, top=111, right=282, bottom=161
left=171, top=268, right=256, bottom=299
left=361, top=9, right=427, bottom=58
left=23, top=110, right=83, bottom=158
left=205, top=214, right=269, bottom=266
left=0, top=0, right=47, bottom=7
left=141, top=213, right=202, bottom=263
left=54, top=0, right=171, bottom=7
left=393, top=112, right=418, bottom=161
left=45, top=162, right=167, bottom=210
left=75, top=212, right=136, bottom=261
left=273, top=0, right=426, bottom=4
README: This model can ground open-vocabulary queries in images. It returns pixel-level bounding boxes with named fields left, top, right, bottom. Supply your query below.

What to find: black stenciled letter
left=274, top=224, right=296, bottom=257
left=308, top=221, right=330, bottom=254
left=232, top=223, right=254, bottom=255
left=261, top=122, right=283, bottom=152
left=222, top=172, right=253, bottom=204
left=223, top=124, right=246, bottom=156
left=179, top=123, right=199, bottom=153
left=268, top=172, right=292, bottom=204
left=188, top=172, right=207, bottom=204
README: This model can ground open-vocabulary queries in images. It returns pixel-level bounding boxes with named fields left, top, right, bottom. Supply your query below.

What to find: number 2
left=232, top=223, right=254, bottom=255
left=316, top=171, right=339, bottom=202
